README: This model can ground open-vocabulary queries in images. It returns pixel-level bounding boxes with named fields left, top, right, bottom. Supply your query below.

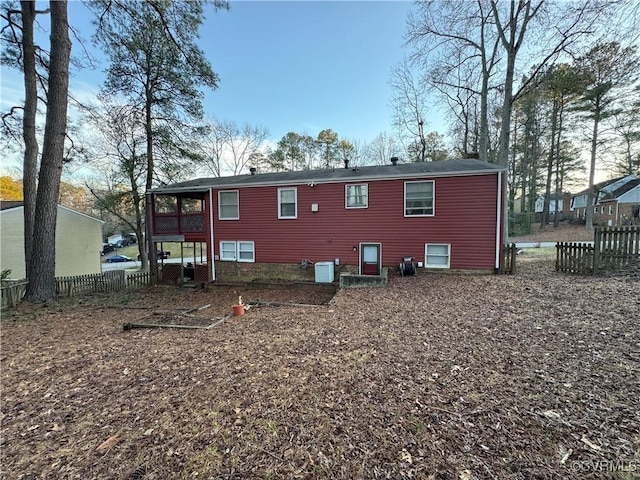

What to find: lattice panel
left=158, top=264, right=181, bottom=284
left=181, top=214, right=205, bottom=232
left=194, top=264, right=209, bottom=283
left=155, top=216, right=179, bottom=233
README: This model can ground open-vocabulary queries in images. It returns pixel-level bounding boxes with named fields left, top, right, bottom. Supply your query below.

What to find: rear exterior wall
left=210, top=173, right=500, bottom=272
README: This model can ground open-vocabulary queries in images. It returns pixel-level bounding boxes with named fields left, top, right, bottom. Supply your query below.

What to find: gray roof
left=150, top=158, right=505, bottom=194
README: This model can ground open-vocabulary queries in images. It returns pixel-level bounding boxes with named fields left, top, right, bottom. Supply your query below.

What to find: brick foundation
left=214, top=261, right=343, bottom=283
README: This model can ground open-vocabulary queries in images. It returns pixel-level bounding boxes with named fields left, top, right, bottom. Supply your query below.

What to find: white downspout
left=495, top=172, right=503, bottom=271
left=209, top=188, right=216, bottom=281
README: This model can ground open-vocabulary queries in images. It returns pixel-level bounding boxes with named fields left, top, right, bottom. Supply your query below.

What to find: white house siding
left=0, top=205, right=103, bottom=279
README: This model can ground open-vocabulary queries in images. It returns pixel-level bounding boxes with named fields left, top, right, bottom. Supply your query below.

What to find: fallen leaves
left=1, top=258, right=638, bottom=479
left=96, top=429, right=123, bottom=453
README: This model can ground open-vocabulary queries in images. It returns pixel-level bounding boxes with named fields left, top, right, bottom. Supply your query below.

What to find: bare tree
left=406, top=0, right=501, bottom=164
left=363, top=132, right=400, bottom=166
left=390, top=59, right=430, bottom=162
left=201, top=119, right=269, bottom=176
left=83, top=102, right=149, bottom=267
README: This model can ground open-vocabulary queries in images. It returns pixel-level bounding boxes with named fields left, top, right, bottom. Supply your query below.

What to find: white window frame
left=237, top=241, right=255, bottom=263
left=220, top=241, right=237, bottom=261
left=278, top=187, right=297, bottom=219
left=425, top=243, right=451, bottom=269
left=345, top=183, right=369, bottom=209
left=218, top=190, right=239, bottom=220
left=219, top=241, right=256, bottom=263
left=404, top=181, right=435, bottom=217
left=608, top=205, right=613, bottom=215
left=593, top=206, right=598, bottom=214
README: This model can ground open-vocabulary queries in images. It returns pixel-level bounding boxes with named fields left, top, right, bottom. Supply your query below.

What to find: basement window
left=238, top=241, right=255, bottom=263
left=220, top=241, right=237, bottom=261
left=219, top=241, right=255, bottom=263
left=425, top=243, right=450, bottom=269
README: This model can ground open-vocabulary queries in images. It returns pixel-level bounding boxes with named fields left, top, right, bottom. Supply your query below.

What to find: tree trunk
left=26, top=0, right=70, bottom=302
left=541, top=100, right=558, bottom=231
left=553, top=100, right=564, bottom=228
left=144, top=90, right=158, bottom=281
left=21, top=0, right=38, bottom=281
left=585, top=104, right=600, bottom=231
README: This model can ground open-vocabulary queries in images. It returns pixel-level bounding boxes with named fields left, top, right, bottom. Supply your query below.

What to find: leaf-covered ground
left=1, top=254, right=639, bottom=480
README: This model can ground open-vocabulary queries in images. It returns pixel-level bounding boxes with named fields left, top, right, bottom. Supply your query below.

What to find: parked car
left=137, top=251, right=171, bottom=261
left=114, top=239, right=132, bottom=248
left=101, top=243, right=115, bottom=255
left=105, top=255, right=133, bottom=263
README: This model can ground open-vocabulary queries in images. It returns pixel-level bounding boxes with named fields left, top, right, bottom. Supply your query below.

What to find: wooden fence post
left=593, top=228, right=601, bottom=274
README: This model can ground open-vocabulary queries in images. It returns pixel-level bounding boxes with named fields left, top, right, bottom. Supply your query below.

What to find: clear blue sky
left=1, top=1, right=420, bottom=150
left=199, top=1, right=418, bottom=142
left=0, top=0, right=623, bottom=187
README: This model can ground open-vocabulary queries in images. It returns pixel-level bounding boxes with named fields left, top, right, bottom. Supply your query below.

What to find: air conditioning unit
left=314, top=262, right=334, bottom=283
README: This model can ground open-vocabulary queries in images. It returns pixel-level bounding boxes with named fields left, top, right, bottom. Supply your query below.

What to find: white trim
left=404, top=180, right=435, bottom=217
left=278, top=187, right=297, bottom=219
left=358, top=242, right=382, bottom=275
left=345, top=183, right=369, bottom=209
left=218, top=190, right=239, bottom=220
left=237, top=241, right=255, bottom=263
left=425, top=243, right=451, bottom=269
left=219, top=240, right=255, bottom=263
left=219, top=241, right=237, bottom=261
left=209, top=188, right=216, bottom=281
left=495, top=172, right=502, bottom=270
left=1, top=203, right=104, bottom=224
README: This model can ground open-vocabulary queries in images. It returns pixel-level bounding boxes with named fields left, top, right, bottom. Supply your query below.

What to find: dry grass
left=511, top=222, right=594, bottom=244
left=1, top=257, right=639, bottom=479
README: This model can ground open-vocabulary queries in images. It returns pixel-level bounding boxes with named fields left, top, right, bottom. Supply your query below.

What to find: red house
left=148, top=158, right=507, bottom=283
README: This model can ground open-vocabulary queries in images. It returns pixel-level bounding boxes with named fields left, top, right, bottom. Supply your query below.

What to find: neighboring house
left=0, top=202, right=104, bottom=279
left=594, top=175, right=640, bottom=226
left=148, top=158, right=507, bottom=282
left=571, top=175, right=640, bottom=225
left=534, top=192, right=572, bottom=219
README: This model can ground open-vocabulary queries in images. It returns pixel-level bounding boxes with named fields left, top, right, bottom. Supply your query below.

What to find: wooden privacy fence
left=556, top=242, right=594, bottom=274
left=593, top=225, right=640, bottom=273
left=1, top=271, right=151, bottom=309
left=501, top=243, right=517, bottom=274
left=556, top=226, right=640, bottom=274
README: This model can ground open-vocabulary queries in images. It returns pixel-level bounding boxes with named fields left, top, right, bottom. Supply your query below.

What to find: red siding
left=211, top=173, right=500, bottom=271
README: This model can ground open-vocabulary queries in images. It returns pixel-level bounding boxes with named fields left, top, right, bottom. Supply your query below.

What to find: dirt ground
left=1, top=254, right=639, bottom=480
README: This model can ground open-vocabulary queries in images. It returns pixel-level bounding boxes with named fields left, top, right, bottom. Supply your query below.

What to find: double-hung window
left=278, top=188, right=297, bottom=219
left=346, top=184, right=368, bottom=208
left=237, top=241, right=255, bottom=262
left=219, top=241, right=255, bottom=263
left=220, top=241, right=237, bottom=261
left=405, top=181, right=434, bottom=216
left=218, top=190, right=239, bottom=220
left=425, top=244, right=450, bottom=269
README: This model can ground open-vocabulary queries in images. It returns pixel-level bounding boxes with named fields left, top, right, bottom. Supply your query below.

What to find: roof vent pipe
left=249, top=167, right=257, bottom=175
left=344, top=159, right=349, bottom=169
left=390, top=157, right=399, bottom=166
